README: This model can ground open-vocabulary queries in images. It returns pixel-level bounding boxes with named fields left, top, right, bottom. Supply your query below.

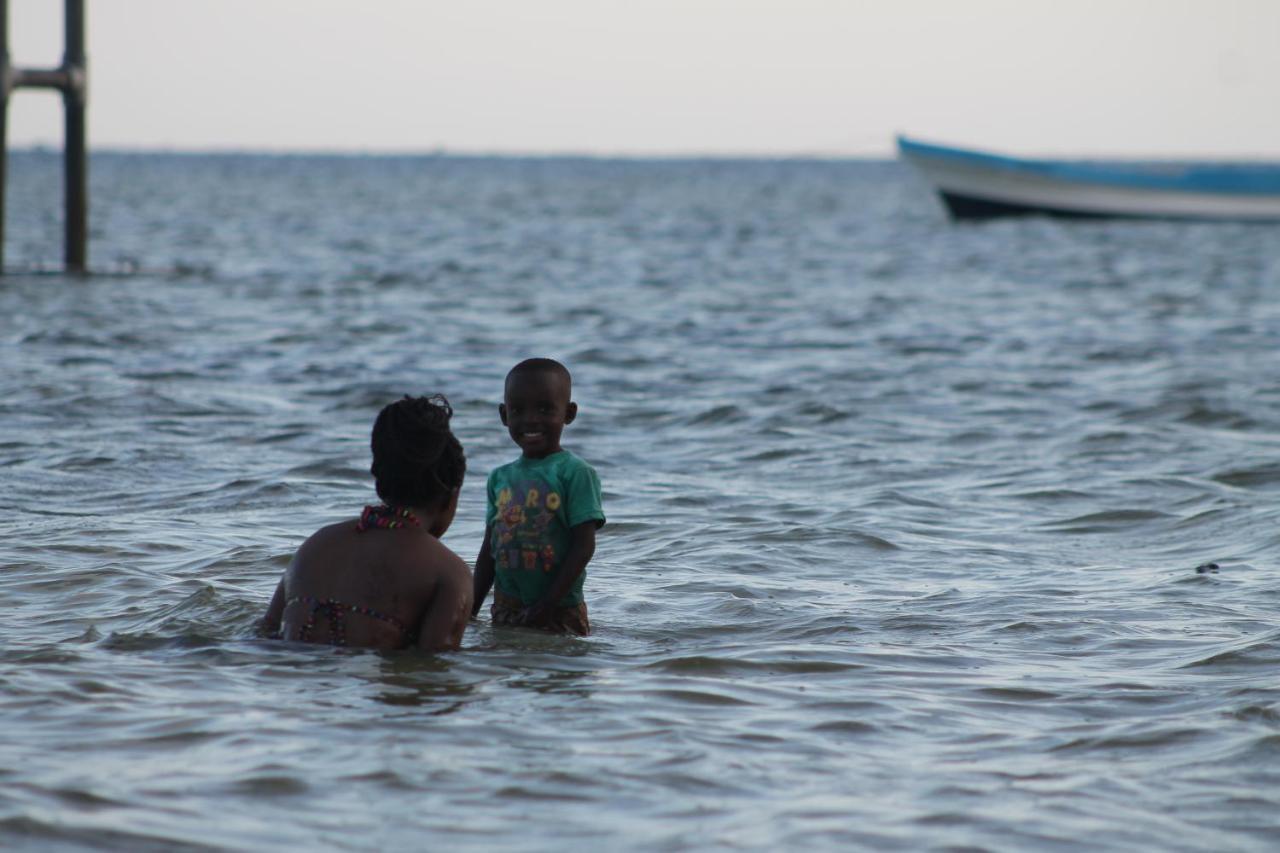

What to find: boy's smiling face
left=500, top=370, right=577, bottom=459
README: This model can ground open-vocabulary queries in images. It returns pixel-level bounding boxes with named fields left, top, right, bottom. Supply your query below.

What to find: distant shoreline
left=6, top=145, right=894, bottom=163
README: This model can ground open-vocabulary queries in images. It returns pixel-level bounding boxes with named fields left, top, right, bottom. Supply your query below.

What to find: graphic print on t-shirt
left=493, top=478, right=562, bottom=575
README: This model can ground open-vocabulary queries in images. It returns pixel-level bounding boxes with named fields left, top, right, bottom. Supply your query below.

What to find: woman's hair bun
left=370, top=394, right=466, bottom=507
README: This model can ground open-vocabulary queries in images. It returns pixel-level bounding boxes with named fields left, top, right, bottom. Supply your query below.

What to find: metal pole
left=63, top=0, right=86, bottom=272
left=1, top=0, right=90, bottom=275
left=1, top=0, right=10, bottom=273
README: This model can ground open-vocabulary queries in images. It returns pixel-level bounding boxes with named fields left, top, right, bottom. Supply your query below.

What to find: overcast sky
left=6, top=0, right=1279, bottom=157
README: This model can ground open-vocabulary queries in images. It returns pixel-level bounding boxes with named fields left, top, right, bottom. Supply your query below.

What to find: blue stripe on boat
left=897, top=136, right=1280, bottom=196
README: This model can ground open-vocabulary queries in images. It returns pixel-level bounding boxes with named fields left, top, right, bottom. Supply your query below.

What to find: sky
left=5, top=0, right=1280, bottom=158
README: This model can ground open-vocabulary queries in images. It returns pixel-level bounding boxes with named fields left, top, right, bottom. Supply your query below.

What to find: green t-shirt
left=485, top=450, right=605, bottom=607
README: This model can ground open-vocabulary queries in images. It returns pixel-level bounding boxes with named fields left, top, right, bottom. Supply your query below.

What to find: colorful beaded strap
left=355, top=504, right=421, bottom=532
left=288, top=595, right=409, bottom=647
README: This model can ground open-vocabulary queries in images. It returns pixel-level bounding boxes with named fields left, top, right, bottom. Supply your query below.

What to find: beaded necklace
left=355, top=504, right=422, bottom=533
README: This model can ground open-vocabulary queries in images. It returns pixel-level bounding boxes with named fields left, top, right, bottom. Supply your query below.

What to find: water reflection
left=368, top=653, right=474, bottom=712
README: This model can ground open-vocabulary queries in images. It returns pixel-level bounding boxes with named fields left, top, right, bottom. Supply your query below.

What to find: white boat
left=897, top=135, right=1280, bottom=221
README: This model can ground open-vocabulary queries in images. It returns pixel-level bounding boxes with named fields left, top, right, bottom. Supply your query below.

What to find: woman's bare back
left=265, top=517, right=472, bottom=651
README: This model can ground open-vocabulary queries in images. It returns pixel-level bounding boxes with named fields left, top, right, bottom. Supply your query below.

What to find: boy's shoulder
left=543, top=449, right=600, bottom=481
left=553, top=448, right=596, bottom=469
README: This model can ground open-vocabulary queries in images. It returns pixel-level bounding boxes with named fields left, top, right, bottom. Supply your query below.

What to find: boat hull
left=898, top=136, right=1280, bottom=222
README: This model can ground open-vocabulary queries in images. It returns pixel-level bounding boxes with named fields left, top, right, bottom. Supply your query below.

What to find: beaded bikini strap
left=355, top=505, right=421, bottom=532
left=292, top=595, right=408, bottom=647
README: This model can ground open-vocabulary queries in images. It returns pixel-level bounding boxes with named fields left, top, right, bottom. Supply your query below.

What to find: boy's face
left=499, top=370, right=577, bottom=459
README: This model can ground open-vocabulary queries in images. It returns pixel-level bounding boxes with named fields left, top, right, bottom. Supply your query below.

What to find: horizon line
left=7, top=143, right=899, bottom=161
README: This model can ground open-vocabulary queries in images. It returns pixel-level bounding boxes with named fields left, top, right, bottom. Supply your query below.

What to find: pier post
left=63, top=0, right=87, bottom=271
left=0, top=0, right=88, bottom=274
left=1, top=0, right=10, bottom=272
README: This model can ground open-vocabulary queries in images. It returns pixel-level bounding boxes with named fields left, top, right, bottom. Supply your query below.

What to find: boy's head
left=500, top=358, right=576, bottom=459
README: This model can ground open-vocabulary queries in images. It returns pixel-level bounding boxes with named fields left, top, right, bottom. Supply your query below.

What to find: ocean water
left=2, top=151, right=1279, bottom=850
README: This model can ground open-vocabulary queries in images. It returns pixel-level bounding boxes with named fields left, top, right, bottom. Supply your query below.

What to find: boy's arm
left=523, top=521, right=596, bottom=626
left=260, top=577, right=286, bottom=637
left=472, top=524, right=495, bottom=618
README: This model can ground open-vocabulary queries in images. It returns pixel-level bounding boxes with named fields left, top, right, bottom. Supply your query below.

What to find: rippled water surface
left=3, top=152, right=1280, bottom=850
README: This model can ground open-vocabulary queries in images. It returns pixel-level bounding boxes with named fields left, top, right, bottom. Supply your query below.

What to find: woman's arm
left=472, top=524, right=495, bottom=618
left=417, top=557, right=474, bottom=652
left=260, top=577, right=286, bottom=637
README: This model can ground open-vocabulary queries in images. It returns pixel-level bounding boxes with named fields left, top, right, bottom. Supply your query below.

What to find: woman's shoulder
left=389, top=527, right=471, bottom=581
left=288, top=519, right=359, bottom=577
left=389, top=533, right=470, bottom=600
left=407, top=531, right=470, bottom=571
left=298, top=518, right=359, bottom=550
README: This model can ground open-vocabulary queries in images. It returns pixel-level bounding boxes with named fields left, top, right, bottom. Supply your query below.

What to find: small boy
left=472, top=358, right=605, bottom=635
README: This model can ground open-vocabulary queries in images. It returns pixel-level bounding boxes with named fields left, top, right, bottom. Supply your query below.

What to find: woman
left=262, top=395, right=472, bottom=651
